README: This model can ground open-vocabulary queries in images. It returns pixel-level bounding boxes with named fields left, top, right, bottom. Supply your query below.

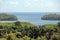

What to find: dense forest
left=0, top=14, right=17, bottom=21
left=41, top=14, right=60, bottom=20
left=0, top=21, right=60, bottom=40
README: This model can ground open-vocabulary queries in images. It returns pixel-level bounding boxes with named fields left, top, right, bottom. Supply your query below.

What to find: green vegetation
left=41, top=14, right=60, bottom=20
left=0, top=14, right=18, bottom=21
left=0, top=14, right=60, bottom=40
left=0, top=21, right=60, bottom=40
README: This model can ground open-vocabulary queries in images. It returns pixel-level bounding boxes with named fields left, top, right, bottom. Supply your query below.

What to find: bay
left=12, top=12, right=60, bottom=25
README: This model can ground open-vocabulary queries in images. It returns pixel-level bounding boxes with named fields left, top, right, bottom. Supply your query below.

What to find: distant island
left=0, top=14, right=18, bottom=21
left=41, top=14, right=60, bottom=20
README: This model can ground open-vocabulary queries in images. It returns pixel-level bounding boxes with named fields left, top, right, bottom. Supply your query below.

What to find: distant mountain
left=0, top=13, right=18, bottom=21
left=41, top=14, right=60, bottom=20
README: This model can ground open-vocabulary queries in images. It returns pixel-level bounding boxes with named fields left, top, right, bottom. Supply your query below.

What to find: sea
left=10, top=12, right=60, bottom=25
left=1, top=12, right=60, bottom=25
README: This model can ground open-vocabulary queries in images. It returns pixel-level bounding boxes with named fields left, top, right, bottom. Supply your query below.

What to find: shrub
left=23, top=35, right=30, bottom=40
left=15, top=32, right=21, bottom=38
left=36, top=36, right=41, bottom=40
left=41, top=36, right=46, bottom=40
left=7, top=33, right=15, bottom=40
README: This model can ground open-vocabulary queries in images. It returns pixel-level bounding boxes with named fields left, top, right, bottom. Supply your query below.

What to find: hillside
left=41, top=14, right=60, bottom=20
left=0, top=14, right=18, bottom=21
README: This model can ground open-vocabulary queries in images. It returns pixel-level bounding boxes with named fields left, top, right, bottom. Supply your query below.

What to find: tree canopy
left=0, top=14, right=18, bottom=21
left=41, top=14, right=60, bottom=20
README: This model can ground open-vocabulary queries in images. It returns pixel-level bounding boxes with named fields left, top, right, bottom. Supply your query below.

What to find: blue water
left=10, top=12, right=60, bottom=25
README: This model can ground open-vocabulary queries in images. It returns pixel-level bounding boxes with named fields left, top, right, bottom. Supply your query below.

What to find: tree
left=14, top=21, right=21, bottom=26
left=41, top=14, right=60, bottom=20
left=57, top=22, right=60, bottom=27
left=0, top=14, right=18, bottom=21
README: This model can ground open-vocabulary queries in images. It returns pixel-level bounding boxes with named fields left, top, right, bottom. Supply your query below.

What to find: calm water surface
left=11, top=12, right=60, bottom=25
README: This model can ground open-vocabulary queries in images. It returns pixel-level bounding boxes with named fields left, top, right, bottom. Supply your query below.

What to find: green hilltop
left=0, top=14, right=18, bottom=21
left=41, top=14, right=60, bottom=20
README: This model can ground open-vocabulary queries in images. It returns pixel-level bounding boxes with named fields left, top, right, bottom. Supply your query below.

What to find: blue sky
left=0, top=0, right=60, bottom=12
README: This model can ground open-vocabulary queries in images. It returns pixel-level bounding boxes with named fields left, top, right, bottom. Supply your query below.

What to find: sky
left=0, top=0, right=60, bottom=12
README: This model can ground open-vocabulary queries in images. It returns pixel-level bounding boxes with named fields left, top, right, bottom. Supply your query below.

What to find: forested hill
left=41, top=14, right=60, bottom=20
left=0, top=14, right=18, bottom=21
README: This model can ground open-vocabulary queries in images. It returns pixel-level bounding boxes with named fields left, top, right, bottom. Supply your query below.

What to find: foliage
left=15, top=32, right=21, bottom=38
left=36, top=36, right=41, bottom=40
left=41, top=14, right=60, bottom=20
left=7, top=33, right=16, bottom=40
left=23, top=35, right=30, bottom=40
left=51, top=33, right=60, bottom=40
left=0, top=14, right=18, bottom=21
left=44, top=24, right=57, bottom=30
left=0, top=21, right=60, bottom=40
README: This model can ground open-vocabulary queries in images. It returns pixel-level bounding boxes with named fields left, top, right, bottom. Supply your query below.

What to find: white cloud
left=9, top=1, right=19, bottom=6
left=37, top=2, right=55, bottom=9
left=34, top=1, right=57, bottom=12
left=33, top=0, right=39, bottom=2
left=24, top=2, right=32, bottom=7
left=45, top=2, right=55, bottom=7
left=0, top=0, right=3, bottom=3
